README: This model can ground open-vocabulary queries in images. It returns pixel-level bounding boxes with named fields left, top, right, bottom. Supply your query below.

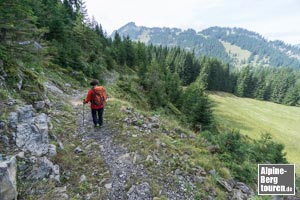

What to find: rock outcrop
left=1, top=104, right=61, bottom=199
left=27, top=156, right=60, bottom=182
left=0, top=156, right=17, bottom=200
left=8, top=105, right=49, bottom=156
left=0, top=59, right=7, bottom=87
left=217, top=178, right=254, bottom=200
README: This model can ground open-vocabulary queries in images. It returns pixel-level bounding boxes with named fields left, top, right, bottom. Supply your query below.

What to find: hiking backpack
left=92, top=86, right=106, bottom=106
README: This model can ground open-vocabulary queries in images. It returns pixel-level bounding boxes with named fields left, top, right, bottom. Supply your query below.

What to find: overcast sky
left=85, top=0, right=300, bottom=45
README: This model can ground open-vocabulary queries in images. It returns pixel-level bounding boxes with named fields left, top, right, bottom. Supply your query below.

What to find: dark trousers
left=91, top=108, right=104, bottom=126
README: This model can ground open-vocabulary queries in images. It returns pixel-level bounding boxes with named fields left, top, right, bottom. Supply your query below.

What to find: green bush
left=251, top=133, right=287, bottom=163
left=202, top=130, right=287, bottom=184
left=0, top=88, right=9, bottom=101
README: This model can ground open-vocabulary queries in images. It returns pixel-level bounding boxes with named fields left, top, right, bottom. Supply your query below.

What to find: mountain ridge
left=115, top=22, right=300, bottom=69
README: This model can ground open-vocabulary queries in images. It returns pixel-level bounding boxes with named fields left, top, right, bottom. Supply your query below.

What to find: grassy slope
left=221, top=40, right=251, bottom=66
left=209, top=91, right=300, bottom=167
left=220, top=40, right=271, bottom=68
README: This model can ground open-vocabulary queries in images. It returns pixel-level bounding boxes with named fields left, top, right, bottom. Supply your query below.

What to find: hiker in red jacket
left=83, top=79, right=107, bottom=127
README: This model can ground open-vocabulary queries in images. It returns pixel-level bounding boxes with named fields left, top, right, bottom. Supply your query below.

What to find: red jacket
left=84, top=86, right=107, bottom=109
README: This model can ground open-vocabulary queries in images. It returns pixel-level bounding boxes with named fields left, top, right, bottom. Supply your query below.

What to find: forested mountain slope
left=116, top=22, right=300, bottom=68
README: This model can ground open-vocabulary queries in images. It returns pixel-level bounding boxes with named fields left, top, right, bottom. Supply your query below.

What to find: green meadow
left=209, top=91, right=300, bottom=168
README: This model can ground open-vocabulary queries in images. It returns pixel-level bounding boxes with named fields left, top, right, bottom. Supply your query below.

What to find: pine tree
left=181, top=79, right=213, bottom=129
left=165, top=70, right=182, bottom=106
left=0, top=0, right=41, bottom=59
left=112, top=32, right=126, bottom=65
left=123, top=36, right=136, bottom=68
left=181, top=52, right=200, bottom=85
left=234, top=66, right=253, bottom=97
left=144, top=59, right=167, bottom=108
left=270, top=68, right=295, bottom=103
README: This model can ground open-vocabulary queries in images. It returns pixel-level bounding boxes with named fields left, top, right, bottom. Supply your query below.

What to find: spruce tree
left=0, top=0, right=41, bottom=60
left=181, top=79, right=213, bottom=129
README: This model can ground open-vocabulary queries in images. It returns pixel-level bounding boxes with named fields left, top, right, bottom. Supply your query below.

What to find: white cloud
left=85, top=0, right=300, bottom=44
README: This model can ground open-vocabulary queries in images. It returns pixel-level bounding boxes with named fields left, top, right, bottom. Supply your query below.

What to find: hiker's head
left=90, top=79, right=99, bottom=86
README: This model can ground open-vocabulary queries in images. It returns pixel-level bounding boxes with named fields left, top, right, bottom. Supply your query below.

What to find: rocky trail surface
left=70, top=94, right=153, bottom=200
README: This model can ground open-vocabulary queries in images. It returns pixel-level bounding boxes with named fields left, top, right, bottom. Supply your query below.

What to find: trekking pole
left=82, top=100, right=85, bottom=127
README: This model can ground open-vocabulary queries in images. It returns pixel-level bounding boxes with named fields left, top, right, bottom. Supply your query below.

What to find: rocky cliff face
left=0, top=97, right=66, bottom=199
